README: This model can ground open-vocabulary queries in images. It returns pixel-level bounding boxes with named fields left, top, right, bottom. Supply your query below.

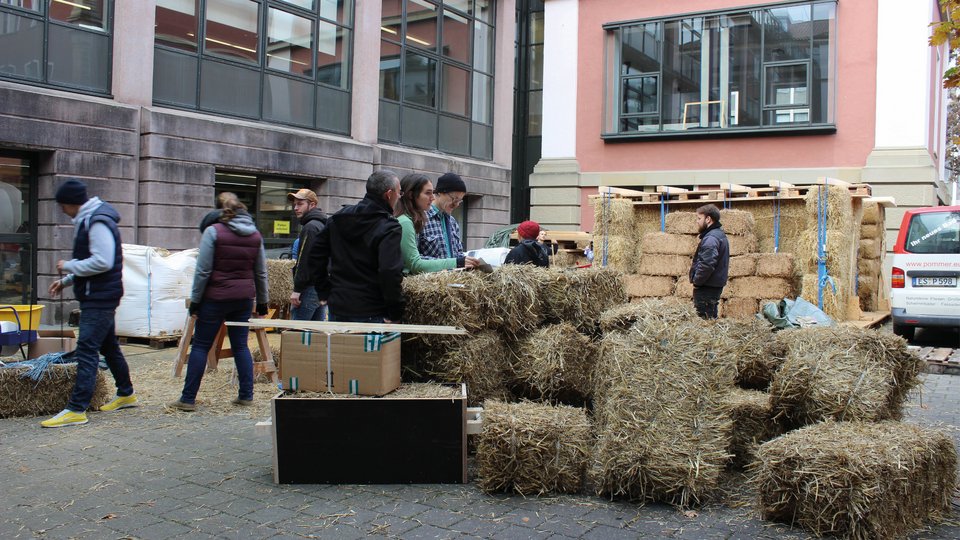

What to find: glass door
left=0, top=152, right=35, bottom=304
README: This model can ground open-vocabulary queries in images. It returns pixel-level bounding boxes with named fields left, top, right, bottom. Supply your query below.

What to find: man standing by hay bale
left=419, top=172, right=467, bottom=261
left=689, top=204, right=729, bottom=319
left=287, top=188, right=327, bottom=320
left=310, top=170, right=405, bottom=323
left=43, top=179, right=136, bottom=428
left=504, top=220, right=549, bottom=267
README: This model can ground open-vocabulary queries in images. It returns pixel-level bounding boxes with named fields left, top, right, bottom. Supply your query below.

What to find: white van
left=890, top=205, right=960, bottom=340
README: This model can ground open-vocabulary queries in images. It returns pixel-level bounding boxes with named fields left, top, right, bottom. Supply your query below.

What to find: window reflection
left=49, top=0, right=105, bottom=31
left=156, top=0, right=198, bottom=52
left=205, top=0, right=259, bottom=64
left=267, top=7, right=312, bottom=76
left=316, top=20, right=349, bottom=88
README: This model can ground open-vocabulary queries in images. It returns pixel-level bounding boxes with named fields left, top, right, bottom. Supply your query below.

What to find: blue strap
left=659, top=194, right=666, bottom=232
left=773, top=183, right=781, bottom=253
left=816, top=185, right=836, bottom=309
left=601, top=191, right=610, bottom=267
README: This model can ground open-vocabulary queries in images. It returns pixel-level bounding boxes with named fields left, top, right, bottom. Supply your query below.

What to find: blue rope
left=601, top=190, right=610, bottom=267
left=2, top=351, right=75, bottom=382
left=773, top=182, right=781, bottom=253
left=659, top=194, right=666, bottom=232
left=816, top=185, right=837, bottom=309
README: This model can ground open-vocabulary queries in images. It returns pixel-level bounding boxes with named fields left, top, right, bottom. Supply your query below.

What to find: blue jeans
left=180, top=299, right=254, bottom=404
left=67, top=307, right=133, bottom=412
left=291, top=287, right=325, bottom=321
left=329, top=312, right=386, bottom=324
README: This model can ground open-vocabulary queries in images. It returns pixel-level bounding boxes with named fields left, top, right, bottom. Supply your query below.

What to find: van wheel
left=893, top=324, right=915, bottom=341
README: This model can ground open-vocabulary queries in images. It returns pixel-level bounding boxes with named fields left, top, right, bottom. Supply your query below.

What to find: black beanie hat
left=435, top=172, right=466, bottom=194
left=55, top=179, right=88, bottom=205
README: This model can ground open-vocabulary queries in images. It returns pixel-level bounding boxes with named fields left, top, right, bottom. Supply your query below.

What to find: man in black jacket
left=310, top=170, right=405, bottom=323
left=688, top=204, right=729, bottom=319
left=504, top=220, right=549, bottom=267
left=288, top=188, right=328, bottom=320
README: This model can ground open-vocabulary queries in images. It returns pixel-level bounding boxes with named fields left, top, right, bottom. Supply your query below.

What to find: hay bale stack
left=476, top=400, right=593, bottom=495
left=861, top=200, right=883, bottom=225
left=266, top=259, right=296, bottom=308
left=727, top=276, right=794, bottom=299
left=593, top=197, right=638, bottom=273
left=598, top=297, right=697, bottom=333
left=512, top=323, right=598, bottom=401
left=664, top=212, right=698, bottom=234
left=722, top=389, right=778, bottom=469
left=636, top=254, right=690, bottom=276
left=798, top=272, right=850, bottom=322
left=736, top=199, right=809, bottom=254
left=623, top=274, right=676, bottom=298
left=417, top=332, right=512, bottom=406
left=754, top=420, right=957, bottom=539
left=0, top=364, right=110, bottom=418
left=642, top=232, right=699, bottom=256
left=709, top=317, right=777, bottom=389
left=592, top=318, right=736, bottom=506
left=858, top=205, right=885, bottom=312
left=755, top=253, right=795, bottom=278
left=541, top=267, right=627, bottom=332
left=719, top=209, right=757, bottom=236
left=768, top=327, right=924, bottom=428
left=728, top=255, right=757, bottom=278
left=727, top=233, right=759, bottom=256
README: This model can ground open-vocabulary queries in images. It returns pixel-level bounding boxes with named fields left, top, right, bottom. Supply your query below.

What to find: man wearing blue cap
left=43, top=179, right=136, bottom=428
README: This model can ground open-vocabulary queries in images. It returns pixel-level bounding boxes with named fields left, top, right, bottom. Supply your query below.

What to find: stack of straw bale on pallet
left=0, top=364, right=110, bottom=418
left=857, top=200, right=886, bottom=312
left=592, top=197, right=639, bottom=272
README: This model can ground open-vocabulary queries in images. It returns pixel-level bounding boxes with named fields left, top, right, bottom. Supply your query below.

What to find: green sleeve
left=399, top=215, right=458, bottom=274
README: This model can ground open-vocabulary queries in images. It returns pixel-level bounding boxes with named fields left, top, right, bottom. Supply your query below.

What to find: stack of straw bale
left=410, top=332, right=512, bottom=407
left=592, top=317, right=736, bottom=506
left=768, top=326, right=924, bottom=428
left=476, top=400, right=593, bottom=495
left=753, top=420, right=957, bottom=539
left=537, top=267, right=627, bottom=333
left=722, top=388, right=778, bottom=469
left=511, top=323, right=598, bottom=402
left=0, top=364, right=109, bottom=418
left=796, top=186, right=860, bottom=321
left=593, top=196, right=638, bottom=272
left=857, top=200, right=886, bottom=312
left=266, top=259, right=296, bottom=308
left=708, top=317, right=778, bottom=389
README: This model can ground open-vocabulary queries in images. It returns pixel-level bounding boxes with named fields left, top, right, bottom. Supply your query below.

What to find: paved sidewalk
left=2, top=346, right=959, bottom=540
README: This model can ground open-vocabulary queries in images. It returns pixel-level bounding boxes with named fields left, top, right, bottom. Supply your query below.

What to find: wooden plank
left=657, top=185, right=689, bottom=194
left=598, top=186, right=648, bottom=197
left=768, top=180, right=796, bottom=189
left=542, top=231, right=592, bottom=243
left=816, top=176, right=853, bottom=188
left=928, top=348, right=953, bottom=363
left=719, top=183, right=750, bottom=192
left=229, top=319, right=468, bottom=335
left=173, top=314, right=194, bottom=378
left=864, top=196, right=897, bottom=207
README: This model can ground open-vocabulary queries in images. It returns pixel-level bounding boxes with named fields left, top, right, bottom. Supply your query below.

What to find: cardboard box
left=27, top=330, right=76, bottom=359
left=270, top=384, right=467, bottom=484
left=279, top=330, right=401, bottom=396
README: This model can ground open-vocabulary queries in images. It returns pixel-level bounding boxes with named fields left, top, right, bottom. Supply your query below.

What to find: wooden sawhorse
left=173, top=312, right=278, bottom=383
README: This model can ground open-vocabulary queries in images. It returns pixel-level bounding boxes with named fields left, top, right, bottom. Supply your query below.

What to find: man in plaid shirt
left=418, top=173, right=467, bottom=259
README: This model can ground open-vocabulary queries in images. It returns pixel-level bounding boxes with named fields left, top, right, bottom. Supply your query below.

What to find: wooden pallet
left=118, top=334, right=181, bottom=349
left=912, top=346, right=960, bottom=375
left=590, top=178, right=872, bottom=206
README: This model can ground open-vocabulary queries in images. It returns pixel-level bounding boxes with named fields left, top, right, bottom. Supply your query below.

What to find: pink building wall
left=575, top=0, right=879, bottom=173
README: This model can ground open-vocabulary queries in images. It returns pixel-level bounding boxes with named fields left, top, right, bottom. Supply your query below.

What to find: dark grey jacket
left=292, top=208, right=328, bottom=293
left=689, top=224, right=729, bottom=288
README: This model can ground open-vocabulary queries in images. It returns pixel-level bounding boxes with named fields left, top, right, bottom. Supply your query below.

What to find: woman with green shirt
left=395, top=173, right=480, bottom=274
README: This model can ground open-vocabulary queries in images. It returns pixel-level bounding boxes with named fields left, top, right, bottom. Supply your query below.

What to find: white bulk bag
left=115, top=245, right=198, bottom=337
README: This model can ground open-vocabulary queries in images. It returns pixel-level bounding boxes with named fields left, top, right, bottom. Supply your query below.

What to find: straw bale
left=858, top=238, right=881, bottom=259
left=266, top=259, right=295, bottom=308
left=768, top=326, right=924, bottom=428
left=550, top=250, right=589, bottom=268
left=861, top=201, right=882, bottom=224
left=755, top=253, right=795, bottom=278
left=664, top=212, right=698, bottom=235
left=796, top=230, right=854, bottom=274
left=707, top=317, right=778, bottom=390
left=592, top=234, right=637, bottom=273
left=598, top=298, right=697, bottom=333
left=798, top=273, right=849, bottom=322
left=539, top=267, right=627, bottom=332
left=402, top=271, right=488, bottom=332
left=0, top=364, right=109, bottom=418
left=593, top=196, right=636, bottom=237
left=857, top=258, right=881, bottom=278
left=720, top=298, right=759, bottom=319
left=512, top=323, right=598, bottom=401
left=857, top=275, right=878, bottom=300
left=642, top=232, right=698, bottom=256
left=727, top=277, right=794, bottom=299
left=592, top=318, right=736, bottom=506
left=721, top=388, right=777, bottom=469
left=476, top=265, right=547, bottom=335
left=476, top=400, right=592, bottom=495
left=727, top=233, right=758, bottom=256
left=803, top=185, right=853, bottom=232
left=754, top=420, right=957, bottom=540
left=623, top=274, right=675, bottom=298
left=718, top=209, right=757, bottom=236
left=728, top=255, right=757, bottom=278
left=633, top=206, right=670, bottom=253
left=416, top=332, right=511, bottom=407
left=636, top=254, right=690, bottom=277
left=859, top=222, right=884, bottom=240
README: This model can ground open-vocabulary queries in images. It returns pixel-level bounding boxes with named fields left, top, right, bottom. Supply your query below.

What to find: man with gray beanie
left=419, top=172, right=467, bottom=260
left=43, top=179, right=136, bottom=428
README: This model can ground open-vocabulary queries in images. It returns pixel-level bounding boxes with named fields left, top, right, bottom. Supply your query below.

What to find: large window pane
left=267, top=8, right=313, bottom=77
left=725, top=11, right=762, bottom=128
left=200, top=59, right=260, bottom=117
left=471, top=71, right=491, bottom=123
left=471, top=122, right=491, bottom=160
left=765, top=63, right=809, bottom=125
left=472, top=21, right=492, bottom=73
left=811, top=1, right=835, bottom=124
left=0, top=1, right=41, bottom=11
left=403, top=51, right=436, bottom=107
left=378, top=99, right=400, bottom=141
left=381, top=0, right=401, bottom=41
left=441, top=63, right=469, bottom=116
left=442, top=9, right=469, bottom=64
left=319, top=0, right=351, bottom=25
left=473, top=0, right=493, bottom=24
left=621, top=22, right=658, bottom=75
left=622, top=76, right=657, bottom=114
left=764, top=5, right=811, bottom=62
left=660, top=18, right=702, bottom=130
left=405, top=0, right=437, bottom=51
left=446, top=0, right=469, bottom=14
left=277, top=0, right=313, bottom=10
left=154, top=48, right=198, bottom=107
left=528, top=43, right=542, bottom=90
left=439, top=115, right=470, bottom=155
left=205, top=0, right=259, bottom=64
left=316, top=22, right=349, bottom=88
left=380, top=39, right=401, bottom=100
left=263, top=73, right=314, bottom=127
left=401, top=106, right=438, bottom=149
left=0, top=11, right=43, bottom=81
left=156, top=0, right=199, bottom=52
left=316, top=84, right=350, bottom=133
left=49, top=0, right=106, bottom=30
left=48, top=24, right=110, bottom=91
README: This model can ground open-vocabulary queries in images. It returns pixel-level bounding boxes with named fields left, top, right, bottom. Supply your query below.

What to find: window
left=154, top=0, right=354, bottom=134
left=905, top=211, right=960, bottom=255
left=379, top=0, right=495, bottom=160
left=602, top=1, right=836, bottom=138
left=0, top=0, right=112, bottom=94
left=214, top=171, right=323, bottom=257
left=0, top=152, right=35, bottom=305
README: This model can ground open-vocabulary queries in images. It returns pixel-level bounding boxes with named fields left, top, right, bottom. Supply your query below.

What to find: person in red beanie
left=504, top=220, right=549, bottom=267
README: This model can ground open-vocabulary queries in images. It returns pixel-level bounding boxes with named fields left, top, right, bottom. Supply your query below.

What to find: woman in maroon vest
left=168, top=193, right=269, bottom=411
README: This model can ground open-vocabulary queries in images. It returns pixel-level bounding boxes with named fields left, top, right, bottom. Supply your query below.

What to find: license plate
left=912, top=276, right=958, bottom=287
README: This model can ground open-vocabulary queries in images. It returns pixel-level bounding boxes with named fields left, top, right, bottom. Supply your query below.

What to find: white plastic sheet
left=115, top=245, right=198, bottom=337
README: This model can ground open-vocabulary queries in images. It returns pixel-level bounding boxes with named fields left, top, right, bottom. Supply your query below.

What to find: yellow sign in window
left=273, top=220, right=290, bottom=235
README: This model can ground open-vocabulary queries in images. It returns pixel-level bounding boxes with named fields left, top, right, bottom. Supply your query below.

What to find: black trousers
left=693, top=286, right=723, bottom=319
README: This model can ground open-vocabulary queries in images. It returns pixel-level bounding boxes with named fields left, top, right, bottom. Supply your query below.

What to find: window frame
left=0, top=149, right=38, bottom=305
left=601, top=0, right=837, bottom=140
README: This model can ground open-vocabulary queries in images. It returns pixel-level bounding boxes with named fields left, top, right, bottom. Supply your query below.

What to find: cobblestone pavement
left=2, top=344, right=959, bottom=540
